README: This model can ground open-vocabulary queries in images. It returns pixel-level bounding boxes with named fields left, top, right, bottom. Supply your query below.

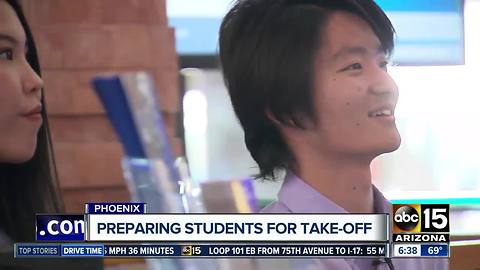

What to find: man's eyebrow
left=0, top=33, right=19, bottom=45
left=332, top=45, right=384, bottom=60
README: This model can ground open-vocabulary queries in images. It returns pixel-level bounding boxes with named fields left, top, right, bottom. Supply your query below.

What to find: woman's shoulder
left=0, top=229, right=11, bottom=247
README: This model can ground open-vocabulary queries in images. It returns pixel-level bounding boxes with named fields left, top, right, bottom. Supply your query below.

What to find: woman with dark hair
left=0, top=0, right=62, bottom=245
left=0, top=2, right=104, bottom=269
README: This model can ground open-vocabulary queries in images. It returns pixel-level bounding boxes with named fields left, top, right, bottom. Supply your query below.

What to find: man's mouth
left=368, top=109, right=393, bottom=117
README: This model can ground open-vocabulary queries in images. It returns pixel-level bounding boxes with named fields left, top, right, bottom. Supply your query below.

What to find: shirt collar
left=278, top=171, right=392, bottom=214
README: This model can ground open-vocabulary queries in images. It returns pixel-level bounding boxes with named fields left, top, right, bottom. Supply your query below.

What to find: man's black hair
left=219, top=0, right=394, bottom=180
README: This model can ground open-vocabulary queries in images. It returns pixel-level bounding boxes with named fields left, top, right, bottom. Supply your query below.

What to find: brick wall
left=20, top=0, right=182, bottom=212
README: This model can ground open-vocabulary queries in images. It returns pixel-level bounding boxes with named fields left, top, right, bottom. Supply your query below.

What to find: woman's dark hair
left=0, top=0, right=62, bottom=242
left=219, top=0, right=395, bottom=180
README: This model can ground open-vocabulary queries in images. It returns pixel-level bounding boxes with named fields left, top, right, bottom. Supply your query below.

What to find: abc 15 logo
left=181, top=245, right=201, bottom=256
left=393, top=204, right=449, bottom=233
left=181, top=245, right=192, bottom=256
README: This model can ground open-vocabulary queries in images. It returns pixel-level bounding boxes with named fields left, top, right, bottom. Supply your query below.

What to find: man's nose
left=368, top=67, right=398, bottom=99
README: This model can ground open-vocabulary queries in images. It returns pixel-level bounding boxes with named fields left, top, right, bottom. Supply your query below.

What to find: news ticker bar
left=15, top=243, right=390, bottom=258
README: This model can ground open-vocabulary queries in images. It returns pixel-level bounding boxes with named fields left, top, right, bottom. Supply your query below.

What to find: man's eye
left=0, top=49, right=13, bottom=60
left=379, top=61, right=389, bottom=71
left=340, top=63, right=362, bottom=72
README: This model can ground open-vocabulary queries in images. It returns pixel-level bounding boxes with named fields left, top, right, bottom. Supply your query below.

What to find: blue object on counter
left=92, top=77, right=146, bottom=158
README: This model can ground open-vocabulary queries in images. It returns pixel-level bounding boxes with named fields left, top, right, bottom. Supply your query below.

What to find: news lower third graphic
left=392, top=204, right=449, bottom=233
left=392, top=244, right=449, bottom=257
left=15, top=243, right=389, bottom=258
left=392, top=204, right=450, bottom=258
left=36, top=215, right=85, bottom=241
left=23, top=202, right=450, bottom=259
left=85, top=202, right=146, bottom=214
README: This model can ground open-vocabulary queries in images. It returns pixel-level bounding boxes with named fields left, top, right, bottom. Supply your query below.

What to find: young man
left=219, top=0, right=448, bottom=269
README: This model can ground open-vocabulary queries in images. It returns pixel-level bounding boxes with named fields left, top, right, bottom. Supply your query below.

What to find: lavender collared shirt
left=261, top=172, right=449, bottom=270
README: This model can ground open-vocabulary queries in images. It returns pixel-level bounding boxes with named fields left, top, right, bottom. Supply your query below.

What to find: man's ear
left=266, top=109, right=314, bottom=130
left=265, top=109, right=296, bottom=127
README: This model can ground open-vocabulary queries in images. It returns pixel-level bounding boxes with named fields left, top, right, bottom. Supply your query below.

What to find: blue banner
left=61, top=244, right=105, bottom=257
left=375, top=0, right=463, bottom=12
left=15, top=244, right=60, bottom=257
left=36, top=215, right=85, bottom=241
left=86, top=203, right=146, bottom=214
left=15, top=243, right=389, bottom=258
left=421, top=244, right=449, bottom=257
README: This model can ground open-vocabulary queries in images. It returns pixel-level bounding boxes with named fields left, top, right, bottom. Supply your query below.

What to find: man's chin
left=377, top=136, right=402, bottom=155
left=363, top=136, right=401, bottom=160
